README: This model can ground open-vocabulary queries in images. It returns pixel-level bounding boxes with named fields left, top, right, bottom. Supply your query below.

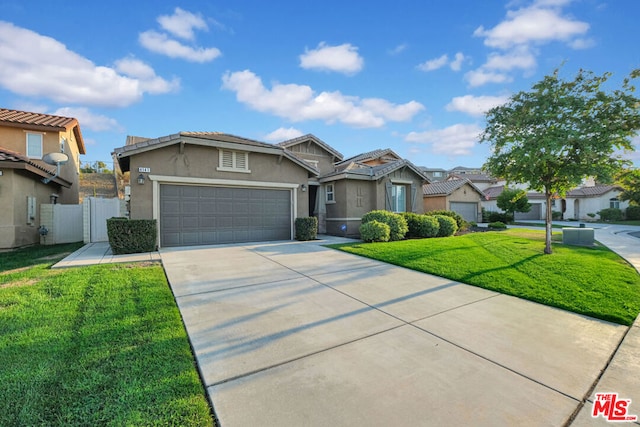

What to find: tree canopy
left=496, top=188, right=531, bottom=221
left=481, top=68, right=640, bottom=253
left=616, top=168, right=640, bottom=205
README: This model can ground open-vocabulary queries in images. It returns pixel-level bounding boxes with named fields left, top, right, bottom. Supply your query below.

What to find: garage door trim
left=149, top=174, right=299, bottom=248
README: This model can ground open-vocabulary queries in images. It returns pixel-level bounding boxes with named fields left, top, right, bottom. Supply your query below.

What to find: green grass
left=0, top=245, right=214, bottom=426
left=330, top=229, right=640, bottom=326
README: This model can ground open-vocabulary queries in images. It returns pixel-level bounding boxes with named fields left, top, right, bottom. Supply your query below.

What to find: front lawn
left=331, top=229, right=640, bottom=325
left=0, top=245, right=214, bottom=426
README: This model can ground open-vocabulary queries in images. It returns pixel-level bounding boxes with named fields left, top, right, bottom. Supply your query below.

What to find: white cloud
left=405, top=123, right=483, bottom=155
left=114, top=57, right=180, bottom=94
left=221, top=70, right=424, bottom=128
left=264, top=127, right=304, bottom=142
left=417, top=54, right=449, bottom=72
left=484, top=48, right=536, bottom=71
left=473, top=5, right=589, bottom=49
left=388, top=43, right=408, bottom=55
left=0, top=21, right=176, bottom=107
left=569, top=37, right=596, bottom=49
left=446, top=95, right=510, bottom=117
left=418, top=52, right=466, bottom=72
left=465, top=69, right=513, bottom=87
left=299, top=42, right=364, bottom=75
left=139, top=30, right=221, bottom=63
left=53, top=107, right=123, bottom=132
left=157, top=7, right=208, bottom=40
left=450, top=52, right=466, bottom=71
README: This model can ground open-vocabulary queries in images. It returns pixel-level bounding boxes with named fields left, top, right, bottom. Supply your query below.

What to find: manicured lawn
left=0, top=245, right=214, bottom=426
left=331, top=229, right=640, bottom=326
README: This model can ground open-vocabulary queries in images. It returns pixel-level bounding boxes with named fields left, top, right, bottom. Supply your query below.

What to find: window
left=326, top=183, right=335, bottom=202
left=391, top=185, right=406, bottom=212
left=610, top=198, right=620, bottom=209
left=550, top=199, right=556, bottom=207
left=60, top=137, right=66, bottom=153
left=433, top=171, right=443, bottom=177
left=217, top=149, right=250, bottom=173
left=26, top=133, right=43, bottom=159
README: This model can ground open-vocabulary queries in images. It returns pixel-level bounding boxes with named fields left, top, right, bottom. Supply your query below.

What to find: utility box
left=562, top=227, right=595, bottom=246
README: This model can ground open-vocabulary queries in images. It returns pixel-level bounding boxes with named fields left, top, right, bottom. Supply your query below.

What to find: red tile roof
left=0, top=108, right=86, bottom=154
left=0, top=147, right=56, bottom=175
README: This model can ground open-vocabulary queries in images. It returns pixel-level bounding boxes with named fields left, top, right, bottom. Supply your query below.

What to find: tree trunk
left=544, top=191, right=553, bottom=254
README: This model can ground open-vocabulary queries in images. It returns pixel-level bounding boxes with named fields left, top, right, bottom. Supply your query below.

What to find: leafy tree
left=616, top=168, right=640, bottom=205
left=496, top=188, right=531, bottom=222
left=481, top=68, right=640, bottom=254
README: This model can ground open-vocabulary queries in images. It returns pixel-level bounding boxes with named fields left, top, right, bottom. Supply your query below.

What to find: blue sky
left=1, top=0, right=638, bottom=170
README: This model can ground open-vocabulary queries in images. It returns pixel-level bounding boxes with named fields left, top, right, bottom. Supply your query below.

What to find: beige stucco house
left=0, top=108, right=86, bottom=248
left=114, top=133, right=429, bottom=247
left=422, top=179, right=484, bottom=223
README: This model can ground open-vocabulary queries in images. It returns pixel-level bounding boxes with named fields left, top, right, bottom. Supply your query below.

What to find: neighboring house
left=482, top=184, right=627, bottom=221
left=449, top=166, right=485, bottom=176
left=420, top=167, right=448, bottom=182
left=446, top=173, right=499, bottom=191
left=0, top=108, right=86, bottom=248
left=564, top=185, right=628, bottom=220
left=113, top=132, right=319, bottom=247
left=422, top=179, right=485, bottom=223
left=114, top=134, right=429, bottom=247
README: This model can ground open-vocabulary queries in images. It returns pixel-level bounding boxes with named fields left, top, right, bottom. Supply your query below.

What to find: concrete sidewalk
left=52, top=241, right=161, bottom=268
left=160, top=235, right=637, bottom=426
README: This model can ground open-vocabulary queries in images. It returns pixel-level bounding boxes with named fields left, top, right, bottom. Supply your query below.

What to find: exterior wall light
left=301, top=184, right=307, bottom=192
left=137, top=174, right=145, bottom=185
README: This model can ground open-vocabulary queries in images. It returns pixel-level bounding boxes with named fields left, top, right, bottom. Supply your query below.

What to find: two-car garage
left=160, top=184, right=292, bottom=247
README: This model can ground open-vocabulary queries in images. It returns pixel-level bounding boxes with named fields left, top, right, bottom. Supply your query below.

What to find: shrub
left=107, top=218, right=157, bottom=254
left=295, top=217, right=318, bottom=241
left=626, top=205, right=640, bottom=220
left=361, top=210, right=408, bottom=241
left=487, top=211, right=513, bottom=224
left=425, top=210, right=467, bottom=230
left=552, top=210, right=562, bottom=220
left=481, top=207, right=489, bottom=223
left=597, top=208, right=624, bottom=222
left=359, top=220, right=390, bottom=242
left=469, top=221, right=478, bottom=228
left=415, top=215, right=440, bottom=238
left=400, top=212, right=420, bottom=238
left=488, top=221, right=507, bottom=229
left=433, top=215, right=458, bottom=237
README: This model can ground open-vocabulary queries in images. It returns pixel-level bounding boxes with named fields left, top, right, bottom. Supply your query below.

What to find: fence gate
left=85, top=197, right=122, bottom=242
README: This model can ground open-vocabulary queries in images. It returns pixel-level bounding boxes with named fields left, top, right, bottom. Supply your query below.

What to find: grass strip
left=330, top=229, right=640, bottom=325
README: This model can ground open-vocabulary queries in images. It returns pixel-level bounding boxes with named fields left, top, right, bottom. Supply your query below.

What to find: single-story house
left=422, top=179, right=485, bottom=223
left=0, top=108, right=86, bottom=248
left=482, top=185, right=547, bottom=220
left=564, top=185, right=628, bottom=220
left=114, top=134, right=429, bottom=247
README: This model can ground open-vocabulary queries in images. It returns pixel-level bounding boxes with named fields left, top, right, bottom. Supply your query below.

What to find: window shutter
left=236, top=152, right=248, bottom=170
left=411, top=183, right=418, bottom=212
left=385, top=181, right=393, bottom=211
left=221, top=150, right=233, bottom=168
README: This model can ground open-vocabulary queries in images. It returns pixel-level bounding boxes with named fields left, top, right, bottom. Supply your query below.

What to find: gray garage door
left=450, top=202, right=479, bottom=223
left=160, top=184, right=291, bottom=247
left=515, top=203, right=542, bottom=220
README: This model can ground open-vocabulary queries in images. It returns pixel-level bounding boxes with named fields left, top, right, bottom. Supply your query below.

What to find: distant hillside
left=79, top=173, right=118, bottom=202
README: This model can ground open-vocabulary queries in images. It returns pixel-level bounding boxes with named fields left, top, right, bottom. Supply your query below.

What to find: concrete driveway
left=160, top=236, right=628, bottom=426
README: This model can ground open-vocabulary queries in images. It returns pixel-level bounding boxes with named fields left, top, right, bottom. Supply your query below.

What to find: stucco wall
left=0, top=125, right=81, bottom=204
left=286, top=141, right=337, bottom=176
left=127, top=143, right=311, bottom=220
left=423, top=196, right=447, bottom=212
left=565, top=192, right=629, bottom=220
left=0, top=170, right=59, bottom=248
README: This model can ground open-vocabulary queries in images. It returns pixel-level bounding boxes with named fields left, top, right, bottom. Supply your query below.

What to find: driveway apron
left=160, top=238, right=627, bottom=427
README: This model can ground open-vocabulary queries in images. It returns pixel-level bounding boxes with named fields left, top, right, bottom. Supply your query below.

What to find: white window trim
left=26, top=132, right=44, bottom=159
left=326, top=183, right=335, bottom=203
left=216, top=149, right=251, bottom=173
left=391, top=184, right=407, bottom=213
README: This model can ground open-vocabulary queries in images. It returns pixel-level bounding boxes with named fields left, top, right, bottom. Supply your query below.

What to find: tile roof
left=0, top=147, right=56, bottom=174
left=448, top=173, right=497, bottom=182
left=335, top=148, right=400, bottom=165
left=423, top=178, right=485, bottom=197
left=277, top=134, right=344, bottom=160
left=321, top=158, right=429, bottom=182
left=0, top=108, right=86, bottom=154
left=566, top=185, right=621, bottom=197
left=482, top=185, right=546, bottom=200
left=180, top=132, right=276, bottom=148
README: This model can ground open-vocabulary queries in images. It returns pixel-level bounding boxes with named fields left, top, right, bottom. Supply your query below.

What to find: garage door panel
left=515, top=203, right=542, bottom=220
left=450, top=202, right=478, bottom=223
left=160, top=184, right=292, bottom=247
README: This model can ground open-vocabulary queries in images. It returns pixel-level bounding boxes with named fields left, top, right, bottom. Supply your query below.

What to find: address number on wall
left=138, top=167, right=151, bottom=173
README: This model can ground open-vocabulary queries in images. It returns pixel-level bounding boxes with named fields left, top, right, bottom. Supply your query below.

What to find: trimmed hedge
left=361, top=210, right=408, bottom=241
left=295, top=217, right=318, bottom=241
left=400, top=212, right=420, bottom=238
left=597, top=208, right=624, bottom=222
left=488, top=221, right=507, bottom=229
left=486, top=211, right=513, bottom=224
left=425, top=210, right=467, bottom=230
left=626, top=205, right=640, bottom=220
left=415, top=215, right=440, bottom=238
left=359, top=220, right=390, bottom=242
left=107, top=218, right=157, bottom=255
left=433, top=215, right=458, bottom=237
